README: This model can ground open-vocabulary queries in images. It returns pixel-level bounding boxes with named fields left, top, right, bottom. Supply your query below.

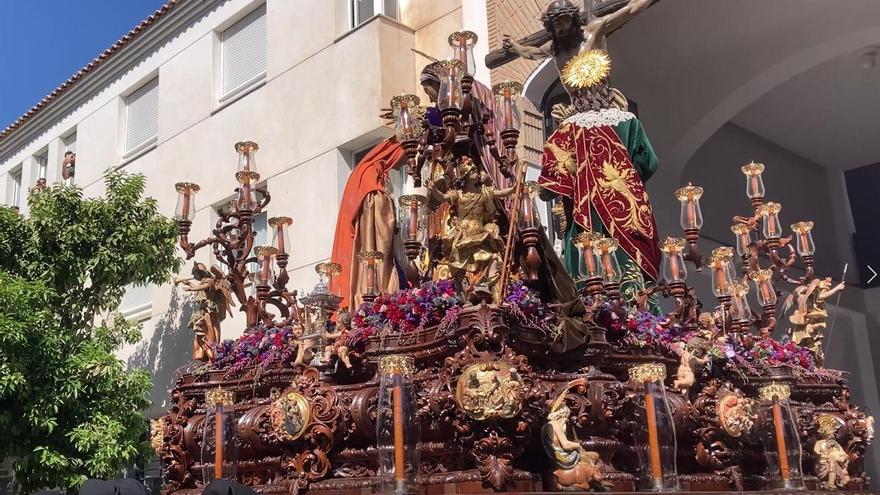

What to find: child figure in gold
left=428, top=157, right=515, bottom=301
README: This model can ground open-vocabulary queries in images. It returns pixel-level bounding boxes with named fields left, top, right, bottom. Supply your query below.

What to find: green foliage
left=0, top=171, right=180, bottom=492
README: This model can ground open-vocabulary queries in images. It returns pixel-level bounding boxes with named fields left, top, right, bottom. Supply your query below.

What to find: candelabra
left=173, top=141, right=300, bottom=328
left=669, top=161, right=820, bottom=339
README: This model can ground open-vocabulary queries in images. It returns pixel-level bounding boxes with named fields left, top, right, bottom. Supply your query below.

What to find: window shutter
left=119, top=284, right=154, bottom=320
left=124, top=78, right=159, bottom=157
left=220, top=5, right=267, bottom=101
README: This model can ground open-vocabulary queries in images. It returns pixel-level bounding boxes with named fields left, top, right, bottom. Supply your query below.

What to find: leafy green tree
left=0, top=171, right=180, bottom=492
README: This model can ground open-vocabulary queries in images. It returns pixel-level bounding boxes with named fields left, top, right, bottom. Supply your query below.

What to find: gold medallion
left=455, top=361, right=525, bottom=421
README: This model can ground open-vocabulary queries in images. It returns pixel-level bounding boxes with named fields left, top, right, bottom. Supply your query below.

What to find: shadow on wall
left=127, top=287, right=195, bottom=418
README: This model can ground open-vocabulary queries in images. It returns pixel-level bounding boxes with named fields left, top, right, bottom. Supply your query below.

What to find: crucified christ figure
left=502, top=0, right=653, bottom=106
left=501, top=0, right=663, bottom=309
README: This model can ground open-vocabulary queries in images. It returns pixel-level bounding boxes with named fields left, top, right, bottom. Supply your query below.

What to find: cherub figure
left=672, top=340, right=708, bottom=393
left=323, top=310, right=354, bottom=369
left=174, top=263, right=234, bottom=361
left=788, top=276, right=845, bottom=366
left=814, top=415, right=850, bottom=489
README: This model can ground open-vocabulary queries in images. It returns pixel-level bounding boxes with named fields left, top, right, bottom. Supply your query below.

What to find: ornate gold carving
left=174, top=182, right=200, bottom=193
left=234, top=140, right=259, bottom=153
left=791, top=221, right=813, bottom=234
left=818, top=414, right=841, bottom=436
left=561, top=49, right=611, bottom=89
left=741, top=161, right=765, bottom=176
left=674, top=183, right=704, bottom=201
left=717, top=391, right=756, bottom=438
left=205, top=387, right=234, bottom=406
left=455, top=361, right=525, bottom=421
left=628, top=362, right=666, bottom=383
left=150, top=418, right=165, bottom=453
left=270, top=391, right=311, bottom=442
left=757, top=202, right=782, bottom=217
left=491, top=80, right=523, bottom=97
left=758, top=383, right=791, bottom=402
left=267, top=216, right=293, bottom=228
left=378, top=354, right=415, bottom=376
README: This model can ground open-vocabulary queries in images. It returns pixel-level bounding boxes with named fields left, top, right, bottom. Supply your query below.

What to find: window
left=219, top=4, right=267, bottom=103
left=247, top=211, right=268, bottom=279
left=35, top=151, right=48, bottom=180
left=119, top=284, right=154, bottom=321
left=64, top=131, right=77, bottom=153
left=350, top=0, right=398, bottom=28
left=123, top=78, right=159, bottom=159
left=10, top=168, right=22, bottom=208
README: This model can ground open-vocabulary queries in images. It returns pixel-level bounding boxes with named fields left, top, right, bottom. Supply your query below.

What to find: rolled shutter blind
left=220, top=4, right=267, bottom=101
left=124, top=78, right=159, bottom=156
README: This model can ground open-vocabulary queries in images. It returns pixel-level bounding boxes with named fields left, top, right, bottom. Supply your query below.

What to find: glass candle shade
left=741, top=161, right=766, bottom=200
left=436, top=59, right=465, bottom=111
left=757, top=383, right=805, bottom=490
left=398, top=194, right=427, bottom=243
left=390, top=94, right=422, bottom=140
left=268, top=216, right=293, bottom=255
left=758, top=202, right=783, bottom=240
left=492, top=80, right=523, bottom=132
left=728, top=282, right=752, bottom=323
left=574, top=231, right=602, bottom=279
left=790, top=221, right=815, bottom=257
left=201, top=388, right=239, bottom=483
left=357, top=250, right=384, bottom=296
left=517, top=182, right=542, bottom=230
left=376, top=355, right=420, bottom=495
left=235, top=171, right=260, bottom=210
left=731, top=223, right=752, bottom=257
left=629, top=363, right=679, bottom=492
left=675, top=183, right=704, bottom=230
left=708, top=247, right=735, bottom=297
left=448, top=30, right=477, bottom=77
left=315, top=261, right=342, bottom=289
left=235, top=140, right=259, bottom=173
left=749, top=268, right=777, bottom=306
left=593, top=238, right=622, bottom=284
left=253, top=246, right=277, bottom=286
left=174, top=182, right=200, bottom=221
left=659, top=237, right=687, bottom=284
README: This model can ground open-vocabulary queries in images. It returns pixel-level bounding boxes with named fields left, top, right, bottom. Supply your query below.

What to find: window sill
left=120, top=303, right=153, bottom=323
left=335, top=14, right=413, bottom=43
left=119, top=137, right=158, bottom=168
left=213, top=76, right=267, bottom=115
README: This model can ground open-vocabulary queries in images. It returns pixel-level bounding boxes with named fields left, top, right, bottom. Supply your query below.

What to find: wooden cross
left=484, top=0, right=661, bottom=69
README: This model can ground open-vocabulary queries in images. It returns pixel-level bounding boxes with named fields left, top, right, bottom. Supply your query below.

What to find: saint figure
left=503, top=0, right=661, bottom=304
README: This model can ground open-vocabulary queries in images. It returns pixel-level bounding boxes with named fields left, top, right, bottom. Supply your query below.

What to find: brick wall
left=486, top=0, right=549, bottom=167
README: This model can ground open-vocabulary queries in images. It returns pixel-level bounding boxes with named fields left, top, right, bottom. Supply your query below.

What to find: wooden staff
left=497, top=159, right=528, bottom=303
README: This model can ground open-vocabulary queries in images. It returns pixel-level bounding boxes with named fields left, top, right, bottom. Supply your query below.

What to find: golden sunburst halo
left=562, top=49, right=611, bottom=89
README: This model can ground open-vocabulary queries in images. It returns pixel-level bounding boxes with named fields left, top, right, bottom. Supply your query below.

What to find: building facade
left=0, top=0, right=493, bottom=416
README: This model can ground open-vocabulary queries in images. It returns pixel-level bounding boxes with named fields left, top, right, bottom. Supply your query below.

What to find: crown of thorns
left=541, top=1, right=582, bottom=28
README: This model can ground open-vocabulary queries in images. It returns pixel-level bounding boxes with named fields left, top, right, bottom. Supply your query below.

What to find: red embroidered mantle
left=538, top=123, right=661, bottom=280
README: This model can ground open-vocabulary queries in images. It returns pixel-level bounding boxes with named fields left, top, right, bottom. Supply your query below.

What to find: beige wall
left=0, top=0, right=482, bottom=413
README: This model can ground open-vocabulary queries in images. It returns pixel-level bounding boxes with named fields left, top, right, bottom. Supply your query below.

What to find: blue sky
left=0, top=0, right=167, bottom=129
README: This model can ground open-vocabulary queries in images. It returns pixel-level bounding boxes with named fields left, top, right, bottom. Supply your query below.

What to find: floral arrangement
left=211, top=325, right=298, bottom=378
left=594, top=306, right=837, bottom=379
left=348, top=280, right=462, bottom=346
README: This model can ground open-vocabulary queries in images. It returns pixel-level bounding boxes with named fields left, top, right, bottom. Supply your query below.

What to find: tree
left=0, top=171, right=180, bottom=492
